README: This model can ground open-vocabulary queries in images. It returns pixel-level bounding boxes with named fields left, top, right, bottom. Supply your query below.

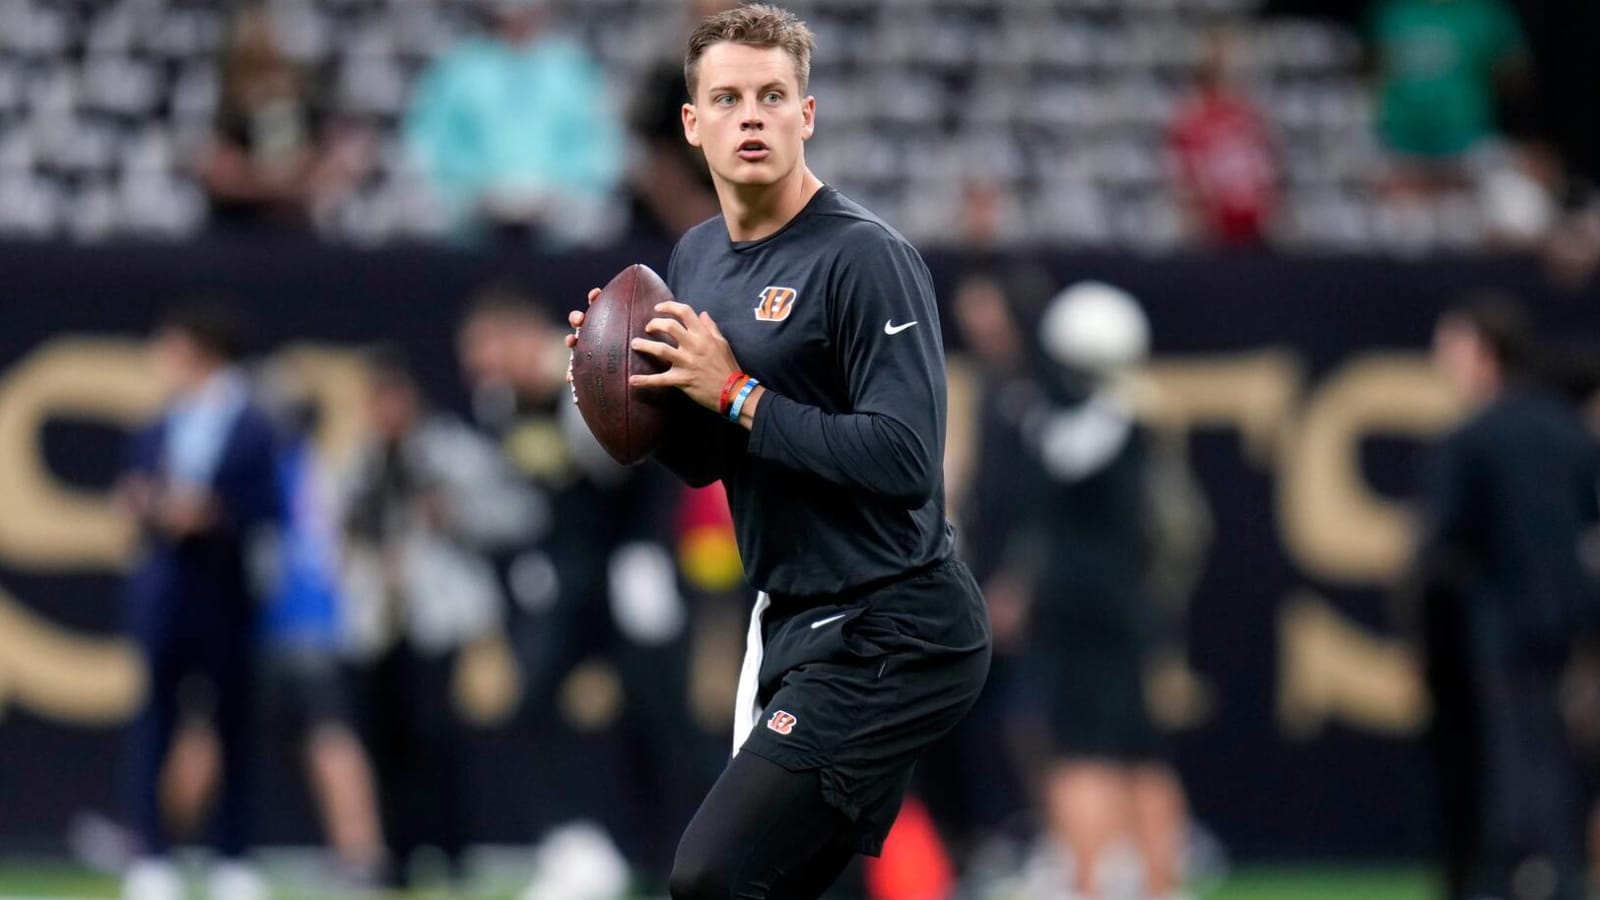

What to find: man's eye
left=716, top=94, right=736, bottom=106
left=764, top=92, right=783, bottom=103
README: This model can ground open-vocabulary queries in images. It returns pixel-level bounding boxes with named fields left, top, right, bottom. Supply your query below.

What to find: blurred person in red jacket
left=1168, top=32, right=1277, bottom=248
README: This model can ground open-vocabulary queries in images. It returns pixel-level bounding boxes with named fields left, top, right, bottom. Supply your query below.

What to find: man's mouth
left=737, top=140, right=770, bottom=161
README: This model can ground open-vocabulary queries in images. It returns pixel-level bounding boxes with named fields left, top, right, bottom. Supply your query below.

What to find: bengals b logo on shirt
left=754, top=286, right=797, bottom=322
left=767, top=710, right=797, bottom=735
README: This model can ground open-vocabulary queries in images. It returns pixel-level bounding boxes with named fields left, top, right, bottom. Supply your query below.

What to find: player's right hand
left=565, top=288, right=601, bottom=383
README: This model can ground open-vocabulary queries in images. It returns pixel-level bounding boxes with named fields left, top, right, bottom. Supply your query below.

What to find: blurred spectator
left=922, top=270, right=1044, bottom=873
left=1367, top=0, right=1530, bottom=196
left=958, top=180, right=1022, bottom=252
left=1168, top=32, right=1278, bottom=248
left=627, top=0, right=732, bottom=241
left=946, top=271, right=1044, bottom=657
left=198, top=5, right=369, bottom=235
left=456, top=289, right=700, bottom=893
left=1415, top=298, right=1599, bottom=900
left=119, top=302, right=280, bottom=900
left=404, top=0, right=626, bottom=248
left=339, top=345, right=535, bottom=890
left=256, top=371, right=385, bottom=882
left=1017, top=282, right=1193, bottom=900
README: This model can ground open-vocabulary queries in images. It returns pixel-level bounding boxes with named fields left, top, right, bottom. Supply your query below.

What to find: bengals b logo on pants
left=754, top=286, right=797, bottom=322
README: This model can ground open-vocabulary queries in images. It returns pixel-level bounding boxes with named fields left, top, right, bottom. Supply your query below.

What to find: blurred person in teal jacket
left=404, top=0, right=627, bottom=248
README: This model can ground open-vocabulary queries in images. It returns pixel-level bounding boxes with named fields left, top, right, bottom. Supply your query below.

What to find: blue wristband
left=728, top=377, right=760, bottom=422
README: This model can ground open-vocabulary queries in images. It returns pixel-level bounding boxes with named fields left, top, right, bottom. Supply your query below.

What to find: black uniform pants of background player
left=354, top=642, right=465, bottom=888
left=670, top=750, right=858, bottom=900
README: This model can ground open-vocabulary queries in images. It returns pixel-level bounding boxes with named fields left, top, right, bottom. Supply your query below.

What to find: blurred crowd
left=0, top=0, right=1595, bottom=265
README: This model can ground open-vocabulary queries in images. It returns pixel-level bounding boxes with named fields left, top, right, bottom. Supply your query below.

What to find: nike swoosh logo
left=810, top=613, right=849, bottom=629
left=884, top=320, right=918, bottom=335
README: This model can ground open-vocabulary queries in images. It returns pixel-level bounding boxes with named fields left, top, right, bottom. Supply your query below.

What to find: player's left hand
left=630, top=301, right=743, bottom=413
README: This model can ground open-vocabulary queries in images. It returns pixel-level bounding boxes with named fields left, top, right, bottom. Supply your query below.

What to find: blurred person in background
left=456, top=289, right=699, bottom=897
left=1017, top=283, right=1194, bottom=900
left=1366, top=0, right=1534, bottom=202
left=1168, top=31, right=1278, bottom=248
left=627, top=0, right=734, bottom=242
left=119, top=302, right=280, bottom=900
left=255, top=370, right=385, bottom=882
left=1415, top=298, right=1599, bottom=900
left=340, top=345, right=537, bottom=890
left=198, top=5, right=369, bottom=235
left=404, top=0, right=626, bottom=248
left=900, top=269, right=1049, bottom=897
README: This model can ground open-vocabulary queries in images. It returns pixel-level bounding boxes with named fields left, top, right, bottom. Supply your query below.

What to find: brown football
left=569, top=263, right=674, bottom=464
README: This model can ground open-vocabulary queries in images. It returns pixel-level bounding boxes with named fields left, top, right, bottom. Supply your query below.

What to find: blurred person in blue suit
left=119, top=302, right=280, bottom=900
left=404, top=0, right=626, bottom=248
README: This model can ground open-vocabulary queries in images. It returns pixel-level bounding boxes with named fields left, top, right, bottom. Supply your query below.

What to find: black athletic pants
left=355, top=642, right=465, bottom=888
left=670, top=750, right=857, bottom=900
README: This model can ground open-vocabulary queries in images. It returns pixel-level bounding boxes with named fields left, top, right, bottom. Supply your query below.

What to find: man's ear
left=800, top=96, right=815, bottom=141
left=682, top=102, right=701, bottom=148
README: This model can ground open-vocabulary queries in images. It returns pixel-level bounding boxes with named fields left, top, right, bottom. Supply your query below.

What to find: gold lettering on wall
left=1141, top=350, right=1303, bottom=465
left=0, top=339, right=162, bottom=570
left=0, top=336, right=1458, bottom=740
left=1278, top=354, right=1460, bottom=583
left=1277, top=591, right=1428, bottom=738
left=0, top=583, right=142, bottom=724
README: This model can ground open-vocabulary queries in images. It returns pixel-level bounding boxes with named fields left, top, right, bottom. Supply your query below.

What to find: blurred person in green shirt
left=405, top=0, right=626, bottom=248
left=1369, top=0, right=1528, bottom=161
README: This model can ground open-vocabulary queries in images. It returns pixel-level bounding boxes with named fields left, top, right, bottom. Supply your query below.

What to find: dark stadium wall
left=0, top=239, right=1596, bottom=860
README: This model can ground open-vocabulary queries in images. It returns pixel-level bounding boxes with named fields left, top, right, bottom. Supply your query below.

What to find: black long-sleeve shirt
left=653, top=186, right=954, bottom=597
left=1418, top=387, right=1600, bottom=662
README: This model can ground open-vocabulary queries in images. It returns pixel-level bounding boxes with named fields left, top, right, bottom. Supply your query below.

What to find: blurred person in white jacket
left=340, top=343, right=538, bottom=890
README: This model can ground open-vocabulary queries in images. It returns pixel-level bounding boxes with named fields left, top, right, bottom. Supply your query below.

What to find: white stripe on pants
left=731, top=591, right=771, bottom=756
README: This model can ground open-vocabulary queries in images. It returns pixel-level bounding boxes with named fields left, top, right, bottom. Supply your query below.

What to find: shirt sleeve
left=746, top=230, right=944, bottom=507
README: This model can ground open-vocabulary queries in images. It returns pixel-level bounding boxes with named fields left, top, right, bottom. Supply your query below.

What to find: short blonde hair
left=684, top=4, right=815, bottom=100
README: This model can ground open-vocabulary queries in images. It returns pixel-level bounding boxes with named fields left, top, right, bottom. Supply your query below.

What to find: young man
left=565, top=5, right=990, bottom=898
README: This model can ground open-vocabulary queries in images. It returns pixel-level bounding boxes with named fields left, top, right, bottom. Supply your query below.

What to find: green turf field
left=0, top=859, right=1436, bottom=900
left=1202, top=866, right=1435, bottom=900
